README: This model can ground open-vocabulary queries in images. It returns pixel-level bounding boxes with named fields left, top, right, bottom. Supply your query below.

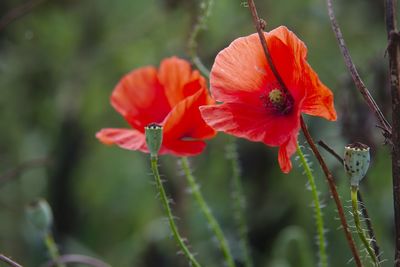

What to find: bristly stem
left=149, top=155, right=202, bottom=267
left=296, top=142, right=328, bottom=267
left=180, top=157, right=236, bottom=267
left=318, top=140, right=382, bottom=261
left=0, top=254, right=23, bottom=267
left=351, top=186, right=381, bottom=266
left=44, top=233, right=66, bottom=267
left=325, top=0, right=392, bottom=138
left=188, top=0, right=214, bottom=78
left=300, top=117, right=363, bottom=267
left=384, top=0, right=400, bottom=265
left=226, top=139, right=253, bottom=267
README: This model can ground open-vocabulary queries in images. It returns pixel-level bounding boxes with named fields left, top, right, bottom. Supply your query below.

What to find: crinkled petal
left=158, top=57, right=206, bottom=106
left=111, top=67, right=171, bottom=131
left=300, top=61, right=337, bottom=121
left=278, top=134, right=298, bottom=173
left=210, top=26, right=308, bottom=106
left=161, top=89, right=216, bottom=156
left=96, top=128, right=148, bottom=152
left=200, top=103, right=300, bottom=146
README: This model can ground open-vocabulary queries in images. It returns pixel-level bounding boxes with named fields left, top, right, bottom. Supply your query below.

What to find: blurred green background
left=0, top=0, right=397, bottom=266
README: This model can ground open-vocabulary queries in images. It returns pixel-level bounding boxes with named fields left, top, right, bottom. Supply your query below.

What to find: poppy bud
left=26, top=198, right=53, bottom=234
left=145, top=123, right=163, bottom=156
left=344, top=142, right=370, bottom=186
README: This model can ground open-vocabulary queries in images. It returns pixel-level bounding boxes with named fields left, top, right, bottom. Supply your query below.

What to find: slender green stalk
left=351, top=186, right=380, bottom=266
left=44, top=232, right=66, bottom=267
left=296, top=143, right=328, bottom=267
left=187, top=0, right=214, bottom=78
left=150, top=155, right=201, bottom=267
left=226, top=139, right=253, bottom=267
left=180, top=157, right=236, bottom=267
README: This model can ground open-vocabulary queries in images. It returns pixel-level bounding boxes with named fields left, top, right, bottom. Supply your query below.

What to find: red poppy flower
left=200, top=26, right=337, bottom=173
left=96, top=57, right=216, bottom=156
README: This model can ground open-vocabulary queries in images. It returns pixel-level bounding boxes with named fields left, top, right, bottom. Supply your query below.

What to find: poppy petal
left=210, top=33, right=271, bottom=105
left=300, top=62, right=337, bottom=121
left=164, top=89, right=216, bottom=140
left=96, top=128, right=148, bottom=152
left=111, top=67, right=171, bottom=131
left=278, top=134, right=298, bottom=173
left=158, top=57, right=206, bottom=106
left=164, top=140, right=207, bottom=156
left=200, top=103, right=300, bottom=146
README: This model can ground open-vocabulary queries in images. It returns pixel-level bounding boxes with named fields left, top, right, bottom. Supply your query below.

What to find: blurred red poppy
left=200, top=26, right=337, bottom=173
left=97, top=57, right=216, bottom=156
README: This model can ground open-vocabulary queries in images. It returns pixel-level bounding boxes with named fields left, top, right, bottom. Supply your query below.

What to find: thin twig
left=0, top=254, right=23, bottom=267
left=42, top=254, right=111, bottom=267
left=301, top=117, right=362, bottom=267
left=246, top=0, right=290, bottom=94
left=326, top=0, right=392, bottom=139
left=384, top=0, right=400, bottom=265
left=0, top=158, right=51, bottom=186
left=318, top=140, right=382, bottom=262
left=0, top=0, right=46, bottom=31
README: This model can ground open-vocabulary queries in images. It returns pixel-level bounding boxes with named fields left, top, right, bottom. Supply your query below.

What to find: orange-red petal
left=278, top=134, right=298, bottom=173
left=200, top=103, right=300, bottom=146
left=158, top=57, right=207, bottom=107
left=96, top=128, right=148, bottom=152
left=162, top=89, right=216, bottom=155
left=111, top=66, right=171, bottom=131
left=300, top=61, right=337, bottom=121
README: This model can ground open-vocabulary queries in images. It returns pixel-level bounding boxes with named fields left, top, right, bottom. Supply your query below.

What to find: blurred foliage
left=0, top=0, right=396, bottom=266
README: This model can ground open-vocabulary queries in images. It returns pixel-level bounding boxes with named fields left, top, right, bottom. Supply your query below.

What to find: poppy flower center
left=260, top=88, right=294, bottom=115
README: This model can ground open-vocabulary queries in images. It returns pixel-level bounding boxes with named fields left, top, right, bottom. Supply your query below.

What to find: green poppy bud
left=344, top=142, right=370, bottom=186
left=145, top=123, right=163, bottom=157
left=26, top=198, right=53, bottom=234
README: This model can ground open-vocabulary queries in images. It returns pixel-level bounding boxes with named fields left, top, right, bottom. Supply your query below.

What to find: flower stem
left=149, top=155, right=201, bottom=267
left=300, top=116, right=363, bottom=267
left=44, top=232, right=66, bottom=267
left=0, top=254, right=23, bottom=267
left=296, top=142, right=328, bottom=267
left=180, top=157, right=236, bottom=267
left=226, top=139, right=253, bottom=267
left=187, top=0, right=214, bottom=78
left=351, top=186, right=380, bottom=266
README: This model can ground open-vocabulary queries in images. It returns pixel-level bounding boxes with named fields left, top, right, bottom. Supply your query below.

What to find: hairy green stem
left=351, top=186, right=380, bottom=266
left=226, top=139, right=253, bottom=267
left=150, top=155, right=201, bottom=267
left=180, top=157, right=236, bottom=267
left=187, top=0, right=214, bottom=78
left=296, top=143, right=328, bottom=267
left=44, top=233, right=66, bottom=267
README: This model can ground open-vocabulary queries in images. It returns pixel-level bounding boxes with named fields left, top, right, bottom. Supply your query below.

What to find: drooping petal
left=200, top=103, right=300, bottom=146
left=96, top=128, right=148, bottom=152
left=278, top=134, right=298, bottom=173
left=163, top=139, right=207, bottom=156
left=111, top=67, right=171, bottom=131
left=158, top=57, right=206, bottom=106
left=162, top=89, right=216, bottom=156
left=300, top=61, right=337, bottom=121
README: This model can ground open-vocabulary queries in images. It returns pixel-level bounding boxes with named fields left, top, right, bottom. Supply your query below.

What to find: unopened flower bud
left=344, top=142, right=370, bottom=186
left=26, top=199, right=53, bottom=234
left=145, top=123, right=163, bottom=156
